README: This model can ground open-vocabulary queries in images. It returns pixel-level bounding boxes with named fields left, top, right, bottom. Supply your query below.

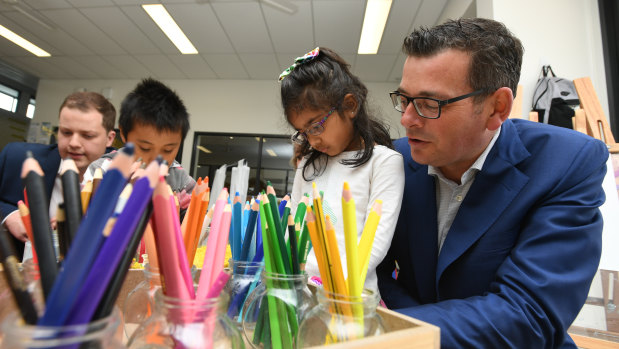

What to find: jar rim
left=316, top=287, right=380, bottom=305
left=261, top=270, right=308, bottom=281
left=1, top=308, right=121, bottom=345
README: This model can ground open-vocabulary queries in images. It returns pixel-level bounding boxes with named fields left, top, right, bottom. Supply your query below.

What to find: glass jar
left=241, top=271, right=316, bottom=348
left=0, top=307, right=125, bottom=348
left=123, top=264, right=161, bottom=340
left=296, top=288, right=386, bottom=347
left=224, top=259, right=263, bottom=325
left=127, top=289, right=243, bottom=349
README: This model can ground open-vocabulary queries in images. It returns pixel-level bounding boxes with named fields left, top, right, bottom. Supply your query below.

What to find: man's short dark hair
left=59, top=91, right=116, bottom=132
left=403, top=18, right=524, bottom=99
left=119, top=78, right=190, bottom=140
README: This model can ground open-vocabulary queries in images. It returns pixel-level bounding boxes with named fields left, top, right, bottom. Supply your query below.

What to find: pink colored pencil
left=196, top=189, right=228, bottom=299
left=167, top=185, right=195, bottom=299
left=151, top=177, right=191, bottom=300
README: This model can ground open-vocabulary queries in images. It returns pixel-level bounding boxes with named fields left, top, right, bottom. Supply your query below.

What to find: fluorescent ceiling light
left=265, top=149, right=277, bottom=157
left=261, top=0, right=298, bottom=14
left=357, top=0, right=392, bottom=54
left=0, top=24, right=50, bottom=57
left=197, top=145, right=212, bottom=153
left=142, top=4, right=198, bottom=54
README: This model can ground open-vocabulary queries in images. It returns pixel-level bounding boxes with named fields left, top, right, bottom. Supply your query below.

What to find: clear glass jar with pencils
left=296, top=287, right=385, bottom=347
left=241, top=270, right=316, bottom=348
left=0, top=307, right=125, bottom=348
left=225, top=259, right=263, bottom=326
left=127, top=288, right=243, bottom=349
left=123, top=264, right=162, bottom=340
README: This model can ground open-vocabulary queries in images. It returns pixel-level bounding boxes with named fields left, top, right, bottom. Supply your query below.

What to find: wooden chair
left=509, top=85, right=539, bottom=122
left=573, top=77, right=619, bottom=153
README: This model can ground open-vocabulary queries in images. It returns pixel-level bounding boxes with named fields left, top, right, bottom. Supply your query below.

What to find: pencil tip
left=156, top=155, right=163, bottom=164
left=122, top=143, right=135, bottom=156
left=25, top=150, right=33, bottom=159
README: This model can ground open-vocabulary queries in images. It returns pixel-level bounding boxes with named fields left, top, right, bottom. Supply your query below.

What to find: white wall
left=34, top=79, right=401, bottom=170
left=33, top=0, right=610, bottom=170
left=479, top=0, right=608, bottom=119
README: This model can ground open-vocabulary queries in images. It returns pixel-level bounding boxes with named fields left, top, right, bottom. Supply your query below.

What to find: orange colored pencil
left=17, top=200, right=37, bottom=264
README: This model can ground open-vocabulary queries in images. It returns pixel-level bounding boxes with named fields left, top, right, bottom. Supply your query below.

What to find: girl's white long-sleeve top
left=290, top=145, right=404, bottom=295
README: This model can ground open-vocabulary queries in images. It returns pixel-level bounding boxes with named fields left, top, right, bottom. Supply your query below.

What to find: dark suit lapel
left=404, top=158, right=439, bottom=302
left=436, top=120, right=531, bottom=280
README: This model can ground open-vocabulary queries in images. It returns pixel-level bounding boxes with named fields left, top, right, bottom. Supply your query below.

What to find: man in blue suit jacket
left=0, top=92, right=116, bottom=256
left=377, top=18, right=608, bottom=348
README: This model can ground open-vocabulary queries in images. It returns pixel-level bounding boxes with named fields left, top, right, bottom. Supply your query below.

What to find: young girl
left=280, top=47, right=404, bottom=294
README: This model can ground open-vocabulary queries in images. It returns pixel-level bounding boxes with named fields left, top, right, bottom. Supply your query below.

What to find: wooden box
left=0, top=268, right=440, bottom=348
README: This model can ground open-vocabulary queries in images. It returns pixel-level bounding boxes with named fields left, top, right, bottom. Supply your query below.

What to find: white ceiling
left=0, top=0, right=456, bottom=83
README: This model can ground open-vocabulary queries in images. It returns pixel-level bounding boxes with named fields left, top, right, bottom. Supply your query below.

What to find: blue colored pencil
left=232, top=192, right=242, bottom=260
left=239, top=200, right=259, bottom=262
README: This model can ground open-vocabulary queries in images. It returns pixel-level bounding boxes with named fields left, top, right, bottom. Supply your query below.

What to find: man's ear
left=106, top=130, right=116, bottom=147
left=342, top=93, right=359, bottom=119
left=486, top=87, right=513, bottom=131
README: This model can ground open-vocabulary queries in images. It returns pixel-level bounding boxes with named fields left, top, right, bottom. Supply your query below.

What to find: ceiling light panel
left=358, top=0, right=392, bottom=54
left=142, top=4, right=198, bottom=55
left=0, top=24, right=50, bottom=57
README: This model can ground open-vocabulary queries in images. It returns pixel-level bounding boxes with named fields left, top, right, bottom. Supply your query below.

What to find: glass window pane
left=260, top=137, right=295, bottom=196
left=0, top=92, right=17, bottom=112
left=26, top=103, right=35, bottom=118
left=191, top=133, right=295, bottom=197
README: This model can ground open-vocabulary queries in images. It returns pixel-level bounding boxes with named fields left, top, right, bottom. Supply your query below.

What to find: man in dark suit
left=378, top=18, right=608, bottom=348
left=0, top=91, right=116, bottom=256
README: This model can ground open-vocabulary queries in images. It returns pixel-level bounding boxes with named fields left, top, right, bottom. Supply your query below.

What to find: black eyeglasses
left=290, top=106, right=337, bottom=145
left=389, top=89, right=487, bottom=119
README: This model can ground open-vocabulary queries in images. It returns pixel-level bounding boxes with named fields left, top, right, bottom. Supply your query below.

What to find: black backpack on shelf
left=532, top=65, right=580, bottom=129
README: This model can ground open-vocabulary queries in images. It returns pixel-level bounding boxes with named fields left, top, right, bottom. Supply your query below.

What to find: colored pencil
left=342, top=182, right=360, bottom=297
left=17, top=200, right=37, bottom=264
left=232, top=192, right=243, bottom=261
left=60, top=158, right=82, bottom=246
left=358, top=200, right=382, bottom=289
left=239, top=200, right=259, bottom=261
left=151, top=177, right=192, bottom=300
left=55, top=204, right=67, bottom=261
left=21, top=151, right=57, bottom=300
left=197, top=189, right=228, bottom=298
left=167, top=184, right=195, bottom=298
left=287, top=214, right=300, bottom=275
left=91, top=167, right=103, bottom=196
left=0, top=223, right=39, bottom=324
left=80, top=180, right=93, bottom=214
left=38, top=144, right=134, bottom=326
left=93, top=202, right=153, bottom=320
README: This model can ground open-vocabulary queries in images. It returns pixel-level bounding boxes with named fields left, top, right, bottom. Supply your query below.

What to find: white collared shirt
left=428, top=126, right=501, bottom=254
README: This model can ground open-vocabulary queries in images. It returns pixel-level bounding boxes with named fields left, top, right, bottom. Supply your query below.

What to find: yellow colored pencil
left=80, top=180, right=93, bottom=214
left=325, top=215, right=352, bottom=317
left=305, top=209, right=333, bottom=293
left=358, top=200, right=382, bottom=290
left=341, top=182, right=360, bottom=298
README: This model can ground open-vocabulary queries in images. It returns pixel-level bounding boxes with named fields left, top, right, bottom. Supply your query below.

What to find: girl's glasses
left=290, top=106, right=337, bottom=145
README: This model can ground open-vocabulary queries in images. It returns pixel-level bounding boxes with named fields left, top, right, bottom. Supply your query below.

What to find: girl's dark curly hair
left=280, top=47, right=393, bottom=181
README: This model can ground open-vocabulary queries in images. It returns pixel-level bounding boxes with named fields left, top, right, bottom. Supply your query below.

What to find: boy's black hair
left=280, top=47, right=393, bottom=181
left=119, top=78, right=190, bottom=140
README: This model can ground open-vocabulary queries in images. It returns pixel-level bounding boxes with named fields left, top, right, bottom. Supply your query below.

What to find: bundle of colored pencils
left=242, top=182, right=314, bottom=349
left=0, top=145, right=165, bottom=331
left=305, top=181, right=383, bottom=342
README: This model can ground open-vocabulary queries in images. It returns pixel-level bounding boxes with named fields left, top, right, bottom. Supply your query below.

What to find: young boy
left=84, top=78, right=195, bottom=201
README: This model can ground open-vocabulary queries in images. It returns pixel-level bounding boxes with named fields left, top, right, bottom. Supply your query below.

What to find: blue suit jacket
left=377, top=119, right=608, bottom=348
left=0, top=142, right=60, bottom=255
